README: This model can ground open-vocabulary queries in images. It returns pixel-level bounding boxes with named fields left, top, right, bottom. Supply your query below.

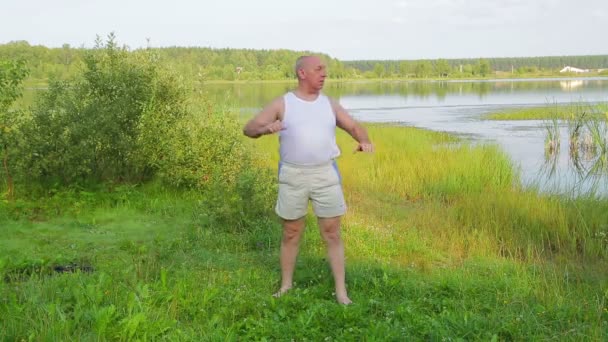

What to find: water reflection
left=560, top=80, right=584, bottom=91
left=19, top=77, right=608, bottom=196
left=196, top=77, right=608, bottom=114
left=539, top=112, right=608, bottom=197
left=199, top=78, right=608, bottom=196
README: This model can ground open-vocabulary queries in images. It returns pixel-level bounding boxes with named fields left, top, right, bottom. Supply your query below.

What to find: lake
left=206, top=77, right=608, bottom=196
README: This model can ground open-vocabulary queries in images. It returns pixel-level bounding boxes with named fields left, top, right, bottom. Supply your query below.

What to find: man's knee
left=282, top=218, right=305, bottom=243
left=319, top=217, right=341, bottom=243
left=321, top=230, right=341, bottom=245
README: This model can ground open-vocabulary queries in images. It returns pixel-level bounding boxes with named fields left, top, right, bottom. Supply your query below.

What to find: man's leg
left=275, top=217, right=306, bottom=296
left=318, top=216, right=351, bottom=304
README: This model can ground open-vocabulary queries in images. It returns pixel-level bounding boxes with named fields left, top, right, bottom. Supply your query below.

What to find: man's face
left=300, top=57, right=327, bottom=90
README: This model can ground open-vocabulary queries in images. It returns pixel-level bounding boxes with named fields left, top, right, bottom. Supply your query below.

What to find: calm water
left=207, top=77, right=608, bottom=196
left=20, top=77, right=608, bottom=196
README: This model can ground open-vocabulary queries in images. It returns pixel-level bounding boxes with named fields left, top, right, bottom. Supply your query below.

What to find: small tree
left=0, top=60, right=28, bottom=199
left=373, top=63, right=386, bottom=78
left=476, top=58, right=491, bottom=77
left=399, top=61, right=411, bottom=78
left=435, top=59, right=451, bottom=78
left=414, top=61, right=432, bottom=78
left=23, top=34, right=188, bottom=186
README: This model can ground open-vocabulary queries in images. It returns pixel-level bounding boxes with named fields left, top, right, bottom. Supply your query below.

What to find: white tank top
left=279, top=92, right=340, bottom=165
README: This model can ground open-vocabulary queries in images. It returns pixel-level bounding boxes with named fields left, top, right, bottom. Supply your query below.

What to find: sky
left=1, top=0, right=607, bottom=60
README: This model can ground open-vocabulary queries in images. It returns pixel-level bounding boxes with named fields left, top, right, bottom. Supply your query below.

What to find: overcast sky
left=1, top=0, right=606, bottom=60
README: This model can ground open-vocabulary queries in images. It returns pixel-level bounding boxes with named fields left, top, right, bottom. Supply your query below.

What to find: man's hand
left=265, top=119, right=284, bottom=134
left=355, top=142, right=374, bottom=153
left=243, top=97, right=284, bottom=139
left=332, top=98, right=374, bottom=154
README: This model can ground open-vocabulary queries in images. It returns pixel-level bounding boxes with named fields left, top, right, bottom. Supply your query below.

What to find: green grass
left=2, top=125, right=608, bottom=340
left=485, top=103, right=608, bottom=184
left=484, top=105, right=575, bottom=121
left=484, top=103, right=608, bottom=121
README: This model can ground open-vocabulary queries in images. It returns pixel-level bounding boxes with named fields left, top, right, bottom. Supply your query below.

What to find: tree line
left=1, top=39, right=607, bottom=81
left=346, top=55, right=608, bottom=78
left=1, top=35, right=274, bottom=232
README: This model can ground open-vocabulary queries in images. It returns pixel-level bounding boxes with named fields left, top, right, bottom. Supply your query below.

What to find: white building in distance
left=560, top=66, right=590, bottom=73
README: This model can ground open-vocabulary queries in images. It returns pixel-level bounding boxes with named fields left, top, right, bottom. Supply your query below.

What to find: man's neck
left=293, top=86, right=320, bottom=101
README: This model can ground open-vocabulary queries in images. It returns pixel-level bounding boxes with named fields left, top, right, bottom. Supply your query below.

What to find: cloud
left=394, top=1, right=407, bottom=8
left=591, top=9, right=607, bottom=18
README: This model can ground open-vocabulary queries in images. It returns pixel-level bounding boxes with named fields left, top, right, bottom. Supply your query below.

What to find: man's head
left=295, top=55, right=327, bottom=92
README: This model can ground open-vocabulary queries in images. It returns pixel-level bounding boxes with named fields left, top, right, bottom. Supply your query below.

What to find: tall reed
left=252, top=123, right=606, bottom=261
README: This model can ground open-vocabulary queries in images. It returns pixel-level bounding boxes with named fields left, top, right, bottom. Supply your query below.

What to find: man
left=243, top=55, right=373, bottom=304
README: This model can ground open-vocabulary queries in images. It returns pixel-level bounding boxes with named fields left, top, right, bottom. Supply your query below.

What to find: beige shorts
left=275, top=161, right=346, bottom=220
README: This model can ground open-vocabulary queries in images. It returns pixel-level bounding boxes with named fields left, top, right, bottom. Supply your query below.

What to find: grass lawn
left=1, top=124, right=607, bottom=340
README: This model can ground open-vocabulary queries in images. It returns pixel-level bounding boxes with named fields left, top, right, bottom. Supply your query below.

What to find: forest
left=2, top=36, right=608, bottom=340
left=1, top=39, right=607, bottom=81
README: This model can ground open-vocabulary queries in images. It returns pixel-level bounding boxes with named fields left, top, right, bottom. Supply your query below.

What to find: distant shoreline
left=183, top=74, right=608, bottom=84
left=22, top=75, right=608, bottom=89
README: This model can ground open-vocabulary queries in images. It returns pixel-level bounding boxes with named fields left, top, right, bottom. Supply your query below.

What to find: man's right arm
left=243, top=97, right=284, bottom=139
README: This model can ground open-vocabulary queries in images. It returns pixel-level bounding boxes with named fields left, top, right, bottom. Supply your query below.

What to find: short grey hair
left=295, top=55, right=311, bottom=79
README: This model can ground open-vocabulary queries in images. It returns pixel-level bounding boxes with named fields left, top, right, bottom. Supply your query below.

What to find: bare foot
left=272, top=287, right=292, bottom=298
left=336, top=295, right=352, bottom=305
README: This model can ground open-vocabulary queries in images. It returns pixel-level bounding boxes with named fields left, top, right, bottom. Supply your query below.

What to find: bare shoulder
left=326, top=95, right=342, bottom=112
left=256, top=95, right=285, bottom=121
left=326, top=96, right=357, bottom=130
left=269, top=95, right=286, bottom=120
left=270, top=95, right=285, bottom=107
left=327, top=96, right=351, bottom=117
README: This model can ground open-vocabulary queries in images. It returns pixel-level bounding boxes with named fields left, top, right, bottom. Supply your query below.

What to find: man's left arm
left=331, top=98, right=374, bottom=153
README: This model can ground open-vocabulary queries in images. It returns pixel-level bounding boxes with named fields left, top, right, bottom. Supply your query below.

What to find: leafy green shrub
left=0, top=60, right=28, bottom=111
left=196, top=163, right=277, bottom=233
left=153, top=105, right=245, bottom=188
left=157, top=99, right=277, bottom=232
left=3, top=35, right=277, bottom=235
left=0, top=59, right=29, bottom=199
left=21, top=34, right=188, bottom=186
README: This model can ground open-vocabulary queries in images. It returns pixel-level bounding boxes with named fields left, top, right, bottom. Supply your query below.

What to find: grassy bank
left=484, top=103, right=608, bottom=121
left=21, top=72, right=608, bottom=89
left=2, top=125, right=607, bottom=340
left=484, top=105, right=574, bottom=121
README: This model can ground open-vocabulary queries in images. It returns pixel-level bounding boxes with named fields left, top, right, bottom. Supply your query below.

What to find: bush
left=4, top=35, right=278, bottom=235
left=158, top=98, right=277, bottom=232
left=0, top=59, right=28, bottom=199
left=197, top=165, right=277, bottom=233
left=155, top=101, right=248, bottom=189
left=20, top=34, right=188, bottom=186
